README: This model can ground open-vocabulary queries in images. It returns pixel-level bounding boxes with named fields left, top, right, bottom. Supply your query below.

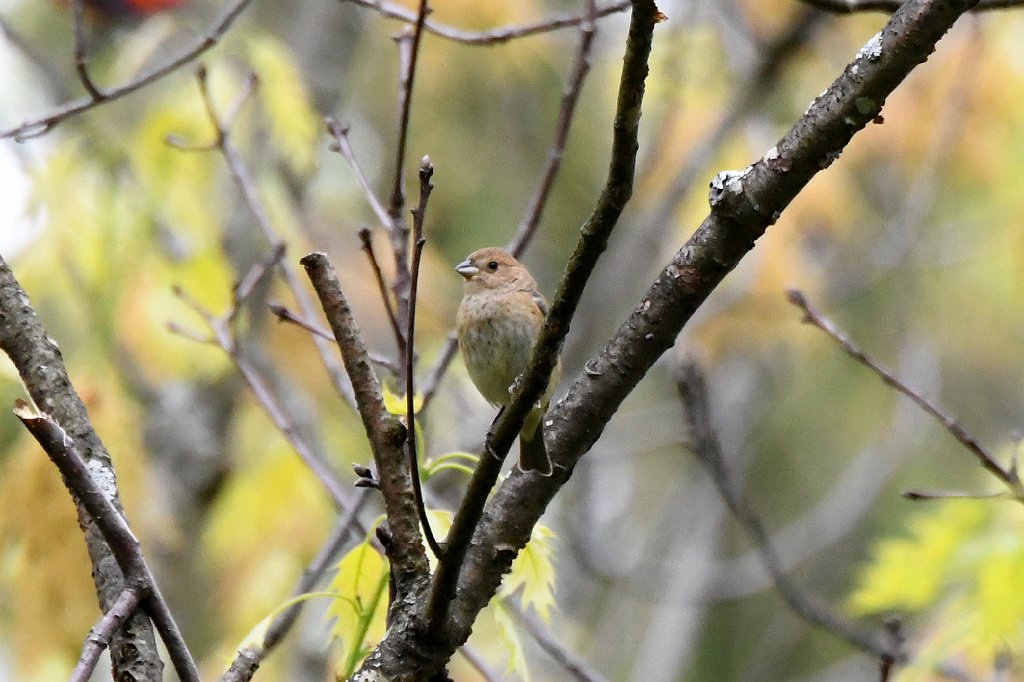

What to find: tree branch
left=338, top=0, right=630, bottom=45
left=70, top=587, right=143, bottom=682
left=787, top=289, right=1024, bottom=498
left=674, top=358, right=902, bottom=662
left=300, top=253, right=430, bottom=590
left=0, top=254, right=164, bottom=680
left=1, top=0, right=255, bottom=140
left=14, top=403, right=199, bottom=682
left=425, top=0, right=661, bottom=642
left=448, top=0, right=982, bottom=649
left=798, top=0, right=1021, bottom=12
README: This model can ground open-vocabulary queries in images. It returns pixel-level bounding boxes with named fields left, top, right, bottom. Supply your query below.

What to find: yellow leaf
left=247, top=33, right=319, bottom=176
left=327, top=537, right=389, bottom=678
left=491, top=600, right=531, bottom=682
left=848, top=499, right=988, bottom=614
left=501, top=523, right=557, bottom=622
left=382, top=386, right=424, bottom=416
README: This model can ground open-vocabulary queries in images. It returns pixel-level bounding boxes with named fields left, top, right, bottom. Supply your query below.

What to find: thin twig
left=359, top=227, right=405, bottom=354
left=508, top=0, right=598, bottom=257
left=268, top=302, right=403, bottom=377
left=70, top=587, right=144, bottom=682
left=457, top=644, right=502, bottom=682
left=181, top=68, right=358, bottom=411
left=787, top=289, right=1024, bottom=498
left=405, top=158, right=442, bottom=559
left=338, top=0, right=630, bottom=45
left=511, top=603, right=609, bottom=682
left=71, top=0, right=104, bottom=100
left=674, top=359, right=902, bottom=661
left=424, top=0, right=601, bottom=404
left=220, top=492, right=372, bottom=682
left=326, top=119, right=395, bottom=231
left=902, top=489, right=1010, bottom=501
left=1, top=0, right=255, bottom=140
left=171, top=258, right=356, bottom=513
left=14, top=403, right=201, bottom=682
left=419, top=333, right=459, bottom=410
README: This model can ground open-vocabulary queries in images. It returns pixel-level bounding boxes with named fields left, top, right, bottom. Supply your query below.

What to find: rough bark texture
left=0, top=254, right=163, bottom=681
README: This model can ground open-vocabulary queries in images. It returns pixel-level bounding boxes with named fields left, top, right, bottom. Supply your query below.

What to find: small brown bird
left=455, top=247, right=559, bottom=476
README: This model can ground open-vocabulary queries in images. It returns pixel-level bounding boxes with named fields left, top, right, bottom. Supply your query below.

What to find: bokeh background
left=2, top=0, right=1024, bottom=680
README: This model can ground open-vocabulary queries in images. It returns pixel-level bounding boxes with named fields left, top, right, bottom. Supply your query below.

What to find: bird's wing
left=531, top=291, right=549, bottom=318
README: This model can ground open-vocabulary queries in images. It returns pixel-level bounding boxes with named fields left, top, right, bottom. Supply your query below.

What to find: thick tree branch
left=14, top=403, right=199, bottom=682
left=300, top=253, right=429, bottom=591
left=0, top=255, right=164, bottom=680
left=798, top=0, right=1021, bottom=12
left=450, top=0, right=981, bottom=644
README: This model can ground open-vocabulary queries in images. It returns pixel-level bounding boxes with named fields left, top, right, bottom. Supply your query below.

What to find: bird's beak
left=455, top=259, right=479, bottom=279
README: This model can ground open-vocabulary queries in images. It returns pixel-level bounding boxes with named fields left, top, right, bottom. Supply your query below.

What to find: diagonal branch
left=0, top=254, right=164, bottom=680
left=787, top=289, right=1024, bottom=498
left=450, top=0, right=984, bottom=642
left=300, top=253, right=430, bottom=590
left=674, top=358, right=901, bottom=662
left=14, top=403, right=199, bottom=682
left=426, top=0, right=662, bottom=640
left=798, top=0, right=1021, bottom=12
left=1, top=0, right=255, bottom=140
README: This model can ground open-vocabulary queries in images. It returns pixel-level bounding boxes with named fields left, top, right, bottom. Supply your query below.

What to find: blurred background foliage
left=1, top=0, right=1024, bottom=680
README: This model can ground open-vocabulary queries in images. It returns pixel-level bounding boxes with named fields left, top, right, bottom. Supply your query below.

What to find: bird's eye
left=487, top=261, right=499, bottom=270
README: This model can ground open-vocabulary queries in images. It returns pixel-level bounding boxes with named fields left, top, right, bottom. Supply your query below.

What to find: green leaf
left=327, top=537, right=389, bottom=677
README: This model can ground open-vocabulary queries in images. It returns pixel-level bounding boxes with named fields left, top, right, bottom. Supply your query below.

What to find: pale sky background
left=1, top=0, right=48, bottom=257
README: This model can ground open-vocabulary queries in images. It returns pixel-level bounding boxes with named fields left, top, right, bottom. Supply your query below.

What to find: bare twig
left=507, top=0, right=599, bottom=257
left=14, top=403, right=200, bottom=682
left=269, top=302, right=403, bottom=377
left=338, top=0, right=630, bottom=45
left=220, top=492, right=373, bottom=682
left=512, top=604, right=609, bottom=682
left=787, top=289, right=1024, bottom=498
left=406, top=157, right=442, bottom=559
left=326, top=120, right=395, bottom=230
left=71, top=0, right=104, bottom=100
left=180, top=67, right=358, bottom=411
left=71, top=587, right=144, bottom=682
left=418, top=0, right=601, bottom=408
left=358, top=227, right=405, bottom=354
left=674, top=359, right=902, bottom=662
left=171, top=256, right=356, bottom=513
left=419, top=332, right=459, bottom=410
left=1, top=0, right=255, bottom=140
left=457, top=645, right=502, bottom=682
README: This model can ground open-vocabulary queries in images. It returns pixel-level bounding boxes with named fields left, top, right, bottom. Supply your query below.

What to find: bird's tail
left=518, top=408, right=553, bottom=476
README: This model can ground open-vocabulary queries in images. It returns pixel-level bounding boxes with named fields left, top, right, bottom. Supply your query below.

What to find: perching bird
left=455, top=247, right=559, bottom=476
